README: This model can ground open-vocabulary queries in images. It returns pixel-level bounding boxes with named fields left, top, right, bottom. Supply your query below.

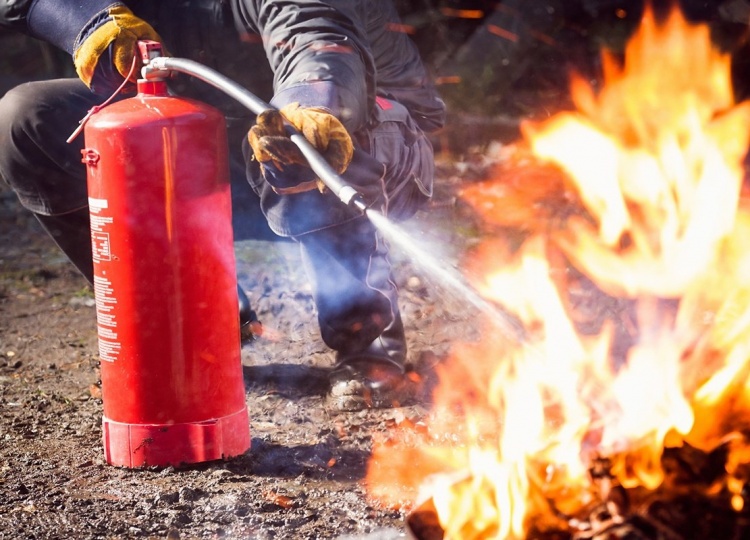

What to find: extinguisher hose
left=142, top=57, right=368, bottom=212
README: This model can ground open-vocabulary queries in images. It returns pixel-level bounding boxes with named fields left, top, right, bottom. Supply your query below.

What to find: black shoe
left=327, top=314, right=412, bottom=411
left=328, top=359, right=413, bottom=411
left=238, top=285, right=262, bottom=343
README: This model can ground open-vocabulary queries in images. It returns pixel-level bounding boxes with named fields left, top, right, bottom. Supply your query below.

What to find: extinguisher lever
left=137, top=40, right=165, bottom=66
left=141, top=54, right=368, bottom=212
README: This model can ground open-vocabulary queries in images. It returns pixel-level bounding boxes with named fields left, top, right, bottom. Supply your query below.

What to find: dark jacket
left=231, top=0, right=445, bottom=133
left=2, top=0, right=445, bottom=133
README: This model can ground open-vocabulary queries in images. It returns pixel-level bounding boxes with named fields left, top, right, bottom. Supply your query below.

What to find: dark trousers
left=298, top=217, right=400, bottom=357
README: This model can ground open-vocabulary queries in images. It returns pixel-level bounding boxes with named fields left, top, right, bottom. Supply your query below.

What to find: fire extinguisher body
left=83, top=80, right=250, bottom=468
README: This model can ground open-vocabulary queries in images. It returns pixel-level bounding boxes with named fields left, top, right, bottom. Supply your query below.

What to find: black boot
left=297, top=217, right=412, bottom=410
left=328, top=311, right=412, bottom=410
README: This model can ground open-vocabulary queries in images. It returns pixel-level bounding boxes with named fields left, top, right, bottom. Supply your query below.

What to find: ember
left=367, top=4, right=750, bottom=539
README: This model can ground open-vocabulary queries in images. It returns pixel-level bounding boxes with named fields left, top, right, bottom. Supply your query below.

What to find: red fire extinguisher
left=81, top=48, right=250, bottom=468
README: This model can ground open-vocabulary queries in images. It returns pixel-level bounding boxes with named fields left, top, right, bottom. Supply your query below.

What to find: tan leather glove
left=74, top=5, right=163, bottom=89
left=248, top=103, right=354, bottom=193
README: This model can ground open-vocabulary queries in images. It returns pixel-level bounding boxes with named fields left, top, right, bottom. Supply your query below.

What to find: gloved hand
left=73, top=5, right=163, bottom=91
left=248, top=103, right=354, bottom=194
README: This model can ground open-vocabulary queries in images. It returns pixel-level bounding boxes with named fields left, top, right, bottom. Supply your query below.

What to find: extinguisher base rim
left=102, top=407, right=251, bottom=468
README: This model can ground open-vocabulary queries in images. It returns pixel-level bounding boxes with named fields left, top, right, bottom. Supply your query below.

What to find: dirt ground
left=0, top=158, right=494, bottom=540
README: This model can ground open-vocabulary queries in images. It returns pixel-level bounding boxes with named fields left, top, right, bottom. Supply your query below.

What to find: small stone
left=155, top=491, right=179, bottom=505
left=178, top=486, right=202, bottom=502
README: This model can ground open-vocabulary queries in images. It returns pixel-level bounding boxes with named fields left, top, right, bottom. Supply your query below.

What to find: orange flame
left=367, top=5, right=750, bottom=538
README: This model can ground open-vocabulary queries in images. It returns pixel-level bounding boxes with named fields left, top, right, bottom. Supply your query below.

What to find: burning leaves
left=367, top=4, right=750, bottom=539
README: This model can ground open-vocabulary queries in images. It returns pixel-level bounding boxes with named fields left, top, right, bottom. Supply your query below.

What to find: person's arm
left=240, top=0, right=376, bottom=134
left=10, top=0, right=161, bottom=93
left=25, top=0, right=123, bottom=54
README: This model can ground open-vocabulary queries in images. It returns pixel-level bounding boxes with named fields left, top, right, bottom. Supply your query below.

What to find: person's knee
left=0, top=79, right=91, bottom=142
left=0, top=82, right=56, bottom=171
left=0, top=82, right=42, bottom=131
left=0, top=84, right=40, bottom=188
left=0, top=80, right=92, bottom=216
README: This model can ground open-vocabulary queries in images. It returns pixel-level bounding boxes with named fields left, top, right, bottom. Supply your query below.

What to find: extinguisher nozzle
left=336, top=185, right=369, bottom=213
left=351, top=195, right=368, bottom=213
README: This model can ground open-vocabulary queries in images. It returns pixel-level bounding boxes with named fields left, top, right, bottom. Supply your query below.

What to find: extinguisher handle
left=142, top=56, right=367, bottom=212
left=137, top=40, right=164, bottom=65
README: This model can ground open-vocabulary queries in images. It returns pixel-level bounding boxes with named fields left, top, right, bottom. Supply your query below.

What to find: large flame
left=367, top=5, right=750, bottom=538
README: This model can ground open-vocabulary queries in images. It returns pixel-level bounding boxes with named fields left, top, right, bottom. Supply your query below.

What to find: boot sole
left=327, top=379, right=415, bottom=411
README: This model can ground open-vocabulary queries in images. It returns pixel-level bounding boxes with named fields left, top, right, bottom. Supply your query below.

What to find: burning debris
left=367, top=4, right=750, bottom=539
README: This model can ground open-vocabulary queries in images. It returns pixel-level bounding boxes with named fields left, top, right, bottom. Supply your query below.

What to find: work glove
left=247, top=103, right=354, bottom=194
left=73, top=5, right=163, bottom=92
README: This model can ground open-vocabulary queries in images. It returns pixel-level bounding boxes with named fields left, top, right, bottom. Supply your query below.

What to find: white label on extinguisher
left=89, top=196, right=120, bottom=363
left=94, top=275, right=120, bottom=363
left=89, top=199, right=113, bottom=263
left=88, top=197, right=108, bottom=209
